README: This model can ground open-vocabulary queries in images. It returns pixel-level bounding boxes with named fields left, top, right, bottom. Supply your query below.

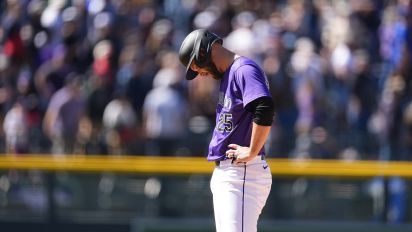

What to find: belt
left=215, top=155, right=265, bottom=166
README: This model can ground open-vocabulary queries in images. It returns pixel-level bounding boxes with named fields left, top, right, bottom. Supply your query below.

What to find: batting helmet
left=178, top=29, right=223, bottom=80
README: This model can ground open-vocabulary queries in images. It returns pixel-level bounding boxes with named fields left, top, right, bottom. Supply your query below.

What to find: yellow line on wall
left=0, top=155, right=213, bottom=174
left=0, top=155, right=411, bottom=178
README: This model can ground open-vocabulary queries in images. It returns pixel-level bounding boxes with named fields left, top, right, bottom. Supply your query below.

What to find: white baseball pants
left=210, top=155, right=272, bottom=232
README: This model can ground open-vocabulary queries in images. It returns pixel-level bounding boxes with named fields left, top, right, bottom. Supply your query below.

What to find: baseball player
left=178, top=29, right=274, bottom=232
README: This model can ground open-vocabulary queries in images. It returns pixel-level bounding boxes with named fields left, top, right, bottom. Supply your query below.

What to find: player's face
left=190, top=63, right=221, bottom=80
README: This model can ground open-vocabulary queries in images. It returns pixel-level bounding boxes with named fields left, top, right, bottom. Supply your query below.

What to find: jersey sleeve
left=234, top=64, right=272, bottom=107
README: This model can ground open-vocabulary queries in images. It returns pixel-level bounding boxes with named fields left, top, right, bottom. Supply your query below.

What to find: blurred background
left=0, top=0, right=411, bottom=231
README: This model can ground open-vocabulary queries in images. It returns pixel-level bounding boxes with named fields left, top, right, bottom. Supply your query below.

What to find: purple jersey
left=207, top=57, right=272, bottom=161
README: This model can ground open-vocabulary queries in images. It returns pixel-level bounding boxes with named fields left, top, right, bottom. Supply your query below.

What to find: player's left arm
left=226, top=96, right=274, bottom=163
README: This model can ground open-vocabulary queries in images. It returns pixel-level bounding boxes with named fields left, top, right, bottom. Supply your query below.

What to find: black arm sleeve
left=245, top=96, right=275, bottom=126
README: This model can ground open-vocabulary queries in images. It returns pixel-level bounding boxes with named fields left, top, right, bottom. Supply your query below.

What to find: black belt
left=215, top=155, right=265, bottom=166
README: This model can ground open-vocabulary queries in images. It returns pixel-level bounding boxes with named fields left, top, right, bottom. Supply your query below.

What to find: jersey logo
left=218, top=92, right=232, bottom=109
left=224, top=97, right=232, bottom=109
left=217, top=113, right=233, bottom=133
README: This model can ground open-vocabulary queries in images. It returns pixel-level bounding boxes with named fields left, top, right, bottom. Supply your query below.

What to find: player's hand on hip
left=225, top=144, right=255, bottom=164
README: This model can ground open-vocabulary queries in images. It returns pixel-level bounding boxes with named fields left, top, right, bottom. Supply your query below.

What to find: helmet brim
left=186, top=68, right=198, bottom=80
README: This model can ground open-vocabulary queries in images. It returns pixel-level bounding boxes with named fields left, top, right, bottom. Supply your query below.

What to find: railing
left=0, top=155, right=411, bottom=178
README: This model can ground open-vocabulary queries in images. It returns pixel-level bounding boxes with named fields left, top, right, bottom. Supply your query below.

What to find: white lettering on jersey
left=218, top=92, right=232, bottom=110
left=224, top=97, right=231, bottom=109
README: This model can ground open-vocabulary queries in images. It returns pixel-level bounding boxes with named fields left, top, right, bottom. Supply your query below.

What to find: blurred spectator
left=289, top=37, right=326, bottom=159
left=224, top=11, right=257, bottom=58
left=34, top=44, right=76, bottom=111
left=144, top=18, right=174, bottom=57
left=348, top=0, right=381, bottom=63
left=3, top=100, right=29, bottom=154
left=102, top=90, right=139, bottom=155
left=84, top=40, right=116, bottom=152
left=43, top=73, right=86, bottom=154
left=142, top=67, right=188, bottom=156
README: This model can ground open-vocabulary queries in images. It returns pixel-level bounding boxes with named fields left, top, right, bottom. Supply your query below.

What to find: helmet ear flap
left=196, top=46, right=208, bottom=67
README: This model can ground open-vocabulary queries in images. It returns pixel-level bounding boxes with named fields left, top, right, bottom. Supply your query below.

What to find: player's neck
left=212, top=44, right=237, bottom=73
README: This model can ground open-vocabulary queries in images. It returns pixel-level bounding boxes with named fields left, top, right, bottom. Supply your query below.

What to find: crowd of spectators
left=0, top=0, right=411, bottom=162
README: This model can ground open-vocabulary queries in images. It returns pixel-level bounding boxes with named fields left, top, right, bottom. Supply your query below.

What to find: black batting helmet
left=178, top=29, right=223, bottom=80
